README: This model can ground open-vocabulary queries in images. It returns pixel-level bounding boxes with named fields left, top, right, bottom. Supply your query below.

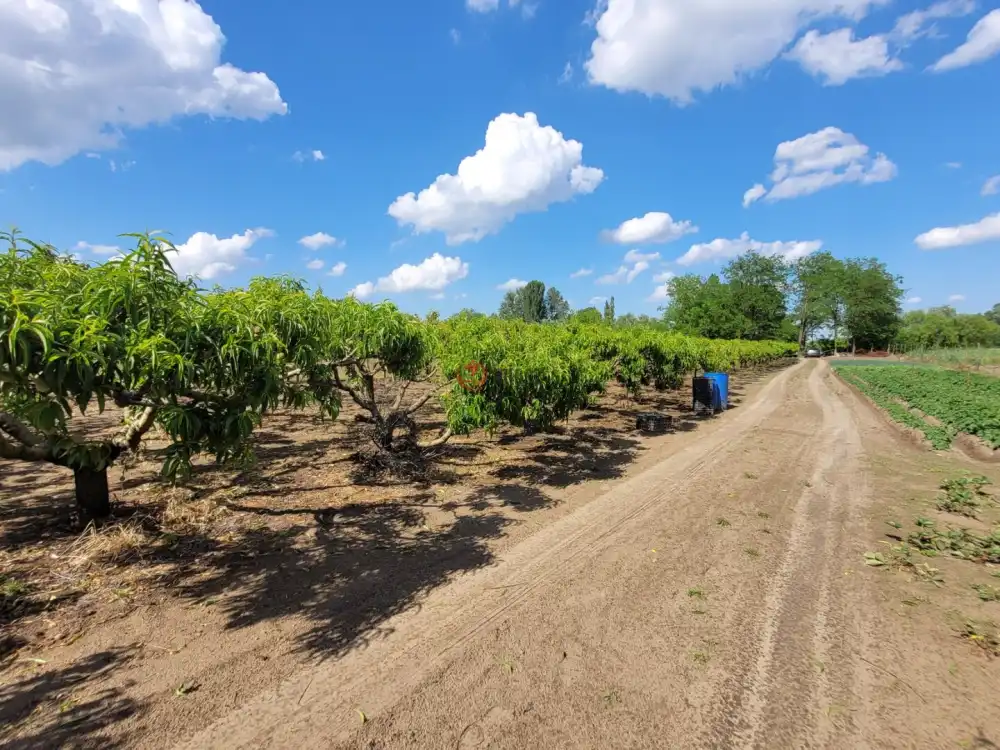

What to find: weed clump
left=936, top=475, right=993, bottom=518
left=906, top=517, right=1000, bottom=564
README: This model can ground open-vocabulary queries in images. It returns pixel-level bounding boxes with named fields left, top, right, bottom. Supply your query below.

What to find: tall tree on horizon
left=791, top=252, right=845, bottom=350
left=723, top=251, right=789, bottom=340
left=842, top=258, right=904, bottom=351
left=545, top=286, right=571, bottom=321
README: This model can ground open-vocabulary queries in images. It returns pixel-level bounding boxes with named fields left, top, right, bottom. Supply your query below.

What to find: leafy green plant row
left=1, top=232, right=798, bottom=517
left=833, top=364, right=1000, bottom=448
left=834, top=367, right=953, bottom=449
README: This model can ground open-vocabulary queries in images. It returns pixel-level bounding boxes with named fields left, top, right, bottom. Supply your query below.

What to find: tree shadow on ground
left=171, top=484, right=553, bottom=658
left=491, top=427, right=641, bottom=487
left=0, top=647, right=143, bottom=750
left=0, top=365, right=802, bottom=745
left=0, top=483, right=553, bottom=746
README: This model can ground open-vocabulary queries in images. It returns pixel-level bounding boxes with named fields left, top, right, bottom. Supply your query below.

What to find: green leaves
left=0, top=232, right=340, bottom=479
left=436, top=317, right=795, bottom=436
left=1, top=228, right=799, bottom=495
left=835, top=364, right=1000, bottom=448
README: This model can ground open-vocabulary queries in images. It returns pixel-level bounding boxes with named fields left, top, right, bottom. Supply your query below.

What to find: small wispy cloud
left=293, top=149, right=325, bottom=163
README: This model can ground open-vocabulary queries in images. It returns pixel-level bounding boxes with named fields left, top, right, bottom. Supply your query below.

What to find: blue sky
left=2, top=0, right=999, bottom=317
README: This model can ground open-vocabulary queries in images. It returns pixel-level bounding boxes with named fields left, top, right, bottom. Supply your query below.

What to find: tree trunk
left=373, top=418, right=395, bottom=451
left=372, top=411, right=417, bottom=451
left=74, top=466, right=111, bottom=518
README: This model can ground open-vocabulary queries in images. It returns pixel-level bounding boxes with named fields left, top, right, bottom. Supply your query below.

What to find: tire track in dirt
left=176, top=363, right=811, bottom=750
left=703, top=361, right=875, bottom=749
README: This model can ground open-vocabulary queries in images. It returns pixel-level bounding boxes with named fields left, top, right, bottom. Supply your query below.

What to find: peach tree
left=0, top=233, right=338, bottom=518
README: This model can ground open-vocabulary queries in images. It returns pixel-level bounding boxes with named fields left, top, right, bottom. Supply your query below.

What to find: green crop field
left=832, top=362, right=1000, bottom=449
left=904, top=347, right=1000, bottom=369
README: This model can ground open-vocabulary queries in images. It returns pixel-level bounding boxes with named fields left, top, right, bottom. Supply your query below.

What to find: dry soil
left=3, top=359, right=1000, bottom=749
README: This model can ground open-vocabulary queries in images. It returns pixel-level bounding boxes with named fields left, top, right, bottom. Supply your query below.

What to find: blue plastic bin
left=704, top=372, right=729, bottom=411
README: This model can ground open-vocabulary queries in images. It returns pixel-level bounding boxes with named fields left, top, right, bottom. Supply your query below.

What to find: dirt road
left=175, top=359, right=911, bottom=749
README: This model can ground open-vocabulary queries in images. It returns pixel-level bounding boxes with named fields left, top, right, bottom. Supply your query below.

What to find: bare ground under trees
left=2, top=359, right=1000, bottom=749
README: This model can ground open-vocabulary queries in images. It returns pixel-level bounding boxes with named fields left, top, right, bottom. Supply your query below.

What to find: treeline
left=895, top=305, right=1000, bottom=351
left=1, top=232, right=796, bottom=520
left=471, top=251, right=908, bottom=352
left=449, top=255, right=998, bottom=356
left=494, top=281, right=620, bottom=326
left=661, top=251, right=904, bottom=351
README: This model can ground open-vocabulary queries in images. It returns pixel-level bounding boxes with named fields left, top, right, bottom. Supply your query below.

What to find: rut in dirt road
left=177, top=361, right=878, bottom=750
left=704, top=362, right=875, bottom=750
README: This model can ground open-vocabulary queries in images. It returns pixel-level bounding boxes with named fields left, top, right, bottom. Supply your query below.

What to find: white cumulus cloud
left=744, top=127, right=896, bottom=205
left=678, top=232, right=822, bottom=266
left=165, top=228, right=274, bottom=280
left=348, top=282, right=376, bottom=299
left=949, top=294, right=966, bottom=302
left=306, top=259, right=324, bottom=271
left=648, top=284, right=672, bottom=302
left=653, top=270, right=675, bottom=283
left=570, top=267, right=593, bottom=278
left=350, top=254, right=469, bottom=299
left=601, top=211, right=698, bottom=244
left=906, top=296, right=923, bottom=304
left=0, top=0, right=286, bottom=171
left=298, top=232, right=342, bottom=250
left=388, top=112, right=604, bottom=245
left=915, top=212, right=1000, bottom=249
left=742, top=184, right=768, bottom=208
left=648, top=270, right=676, bottom=302
left=786, top=29, right=902, bottom=85
left=73, top=240, right=120, bottom=256
left=930, top=9, right=1000, bottom=71
left=497, top=278, right=529, bottom=291
left=597, top=250, right=659, bottom=284
left=584, top=0, right=890, bottom=103
left=328, top=261, right=347, bottom=277
left=982, top=175, right=1000, bottom=196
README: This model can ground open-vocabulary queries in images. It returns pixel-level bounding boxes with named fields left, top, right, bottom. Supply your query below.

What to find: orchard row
left=0, top=233, right=797, bottom=516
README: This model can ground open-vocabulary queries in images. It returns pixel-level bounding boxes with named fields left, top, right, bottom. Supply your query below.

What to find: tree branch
left=403, top=382, right=453, bottom=416
left=0, top=411, right=43, bottom=446
left=418, top=427, right=452, bottom=449
left=112, top=406, right=158, bottom=453
left=333, top=368, right=378, bottom=418
left=112, top=390, right=159, bottom=409
left=391, top=381, right=411, bottom=411
left=0, top=431, right=51, bottom=462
